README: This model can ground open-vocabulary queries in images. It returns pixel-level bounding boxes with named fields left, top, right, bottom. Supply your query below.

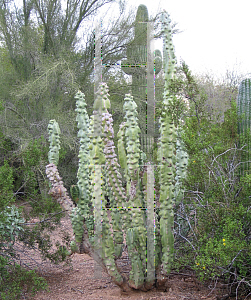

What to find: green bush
left=0, top=139, right=68, bottom=298
left=0, top=160, right=14, bottom=210
left=163, top=65, right=251, bottom=296
left=0, top=205, right=48, bottom=299
left=0, top=256, right=48, bottom=300
left=0, top=205, right=25, bottom=248
left=194, top=204, right=251, bottom=281
left=15, top=137, right=48, bottom=200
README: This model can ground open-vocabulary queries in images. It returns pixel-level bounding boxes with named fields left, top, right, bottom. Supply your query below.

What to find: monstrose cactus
left=45, top=10, right=189, bottom=292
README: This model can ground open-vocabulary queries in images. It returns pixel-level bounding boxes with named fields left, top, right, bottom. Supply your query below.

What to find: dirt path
left=20, top=215, right=231, bottom=300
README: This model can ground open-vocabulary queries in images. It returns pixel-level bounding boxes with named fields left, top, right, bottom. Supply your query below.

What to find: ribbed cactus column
left=237, top=78, right=251, bottom=176
left=121, top=4, right=162, bottom=140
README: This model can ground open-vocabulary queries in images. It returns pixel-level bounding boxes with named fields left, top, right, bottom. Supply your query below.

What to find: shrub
left=0, top=256, right=48, bottom=300
left=0, top=160, right=14, bottom=210
left=173, top=90, right=251, bottom=297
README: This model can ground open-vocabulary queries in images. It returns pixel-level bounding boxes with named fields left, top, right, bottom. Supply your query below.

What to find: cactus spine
left=45, top=9, right=189, bottom=292
left=237, top=78, right=251, bottom=176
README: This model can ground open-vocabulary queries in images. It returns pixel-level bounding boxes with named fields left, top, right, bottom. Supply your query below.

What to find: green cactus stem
left=46, top=163, right=75, bottom=212
left=157, top=10, right=177, bottom=277
left=90, top=83, right=125, bottom=285
left=73, top=91, right=94, bottom=243
left=121, top=4, right=162, bottom=138
left=237, top=78, right=251, bottom=176
left=120, top=93, right=147, bottom=289
left=46, top=120, right=75, bottom=212
left=48, top=119, right=61, bottom=165
left=70, top=185, right=79, bottom=203
left=101, top=86, right=127, bottom=258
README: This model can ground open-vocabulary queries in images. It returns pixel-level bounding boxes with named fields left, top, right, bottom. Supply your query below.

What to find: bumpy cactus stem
left=48, top=119, right=61, bottom=166
left=157, top=10, right=177, bottom=277
left=46, top=120, right=75, bottom=212
left=119, top=94, right=147, bottom=289
left=237, top=78, right=251, bottom=176
left=71, top=91, right=93, bottom=245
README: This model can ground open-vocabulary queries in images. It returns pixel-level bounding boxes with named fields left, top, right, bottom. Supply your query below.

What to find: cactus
left=237, top=78, right=251, bottom=176
left=45, top=9, right=189, bottom=292
left=121, top=4, right=162, bottom=139
left=174, top=126, right=189, bottom=204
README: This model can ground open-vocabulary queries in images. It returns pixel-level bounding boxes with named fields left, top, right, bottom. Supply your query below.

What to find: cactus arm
left=46, top=120, right=75, bottom=212
left=48, top=119, right=61, bottom=165
left=98, top=83, right=147, bottom=289
left=46, top=163, right=75, bottom=212
left=46, top=122, right=59, bottom=167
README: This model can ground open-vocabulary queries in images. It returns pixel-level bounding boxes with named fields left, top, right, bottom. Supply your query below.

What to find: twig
left=20, top=210, right=67, bottom=226
left=206, top=276, right=219, bottom=298
left=236, top=278, right=245, bottom=300
left=71, top=287, right=84, bottom=294
left=174, top=221, right=198, bottom=254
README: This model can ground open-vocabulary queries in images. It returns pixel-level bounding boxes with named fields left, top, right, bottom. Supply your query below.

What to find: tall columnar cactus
left=156, top=10, right=178, bottom=276
left=121, top=4, right=162, bottom=137
left=45, top=9, right=189, bottom=292
left=237, top=78, right=251, bottom=176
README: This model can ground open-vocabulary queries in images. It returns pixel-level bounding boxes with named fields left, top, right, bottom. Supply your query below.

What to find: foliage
left=0, top=204, right=48, bottom=300
left=0, top=160, right=14, bottom=210
left=0, top=206, right=25, bottom=249
left=0, top=2, right=172, bottom=297
left=0, top=256, right=48, bottom=300
left=0, top=136, right=71, bottom=297
left=170, top=69, right=251, bottom=297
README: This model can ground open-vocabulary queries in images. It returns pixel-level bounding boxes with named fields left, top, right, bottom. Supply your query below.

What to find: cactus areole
left=45, top=9, right=189, bottom=292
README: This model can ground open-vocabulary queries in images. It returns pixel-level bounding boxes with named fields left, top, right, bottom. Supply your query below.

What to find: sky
left=94, top=0, right=251, bottom=80
left=13, top=0, right=251, bottom=80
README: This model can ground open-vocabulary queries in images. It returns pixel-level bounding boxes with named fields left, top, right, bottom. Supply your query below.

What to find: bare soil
left=18, top=214, right=239, bottom=300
